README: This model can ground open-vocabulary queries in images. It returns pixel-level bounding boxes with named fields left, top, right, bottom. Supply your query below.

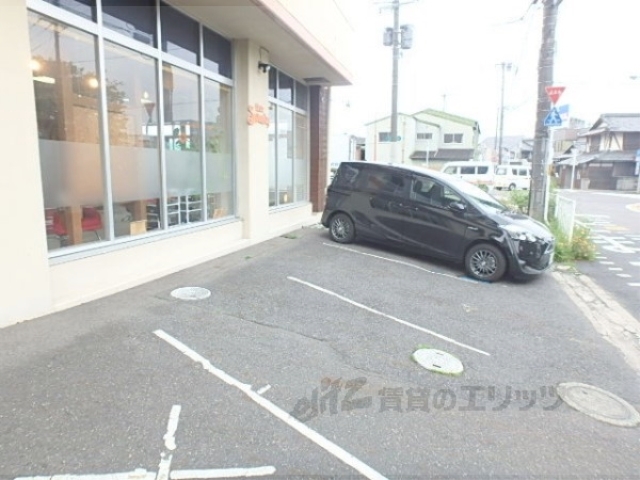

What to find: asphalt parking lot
left=1, top=226, right=640, bottom=479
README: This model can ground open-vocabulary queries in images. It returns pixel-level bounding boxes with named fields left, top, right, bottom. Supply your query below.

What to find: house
left=0, top=0, right=358, bottom=328
left=365, top=109, right=481, bottom=171
left=480, top=136, right=533, bottom=164
left=556, top=114, right=640, bottom=190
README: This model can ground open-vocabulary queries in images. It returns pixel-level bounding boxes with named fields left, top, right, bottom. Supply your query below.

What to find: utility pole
left=529, top=0, right=560, bottom=221
left=390, top=0, right=400, bottom=162
left=382, top=0, right=415, bottom=163
left=497, top=62, right=512, bottom=165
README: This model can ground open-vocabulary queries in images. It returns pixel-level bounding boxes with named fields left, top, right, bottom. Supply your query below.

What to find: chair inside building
left=45, top=207, right=103, bottom=246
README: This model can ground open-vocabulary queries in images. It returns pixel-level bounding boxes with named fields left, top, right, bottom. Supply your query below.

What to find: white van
left=441, top=161, right=495, bottom=190
left=494, top=165, right=531, bottom=191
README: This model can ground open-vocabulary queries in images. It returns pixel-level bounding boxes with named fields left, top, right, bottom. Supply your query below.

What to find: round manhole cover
left=170, top=287, right=211, bottom=301
left=557, top=382, right=640, bottom=427
left=412, top=349, right=463, bottom=376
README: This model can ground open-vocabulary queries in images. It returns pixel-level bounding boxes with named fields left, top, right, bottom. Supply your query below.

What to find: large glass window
left=104, top=41, right=161, bottom=237
left=276, top=107, right=294, bottom=205
left=204, top=80, right=233, bottom=219
left=294, top=113, right=308, bottom=202
left=160, top=2, right=199, bottom=65
left=268, top=68, right=309, bottom=208
left=269, top=105, right=277, bottom=207
left=29, top=13, right=105, bottom=251
left=102, top=0, right=157, bottom=47
left=278, top=72, right=294, bottom=105
left=203, top=28, right=232, bottom=78
left=29, top=2, right=235, bottom=253
left=43, top=0, right=95, bottom=21
left=163, top=63, right=202, bottom=225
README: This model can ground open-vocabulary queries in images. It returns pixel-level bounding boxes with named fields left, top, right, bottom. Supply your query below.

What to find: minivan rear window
left=334, top=164, right=362, bottom=188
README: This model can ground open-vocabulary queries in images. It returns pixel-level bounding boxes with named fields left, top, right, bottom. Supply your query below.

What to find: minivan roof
left=338, top=161, right=455, bottom=183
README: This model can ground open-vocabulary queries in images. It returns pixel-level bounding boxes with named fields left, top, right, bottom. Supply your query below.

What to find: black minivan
left=321, top=162, right=555, bottom=282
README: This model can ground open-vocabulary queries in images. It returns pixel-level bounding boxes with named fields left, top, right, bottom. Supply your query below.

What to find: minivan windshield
left=447, top=177, right=507, bottom=212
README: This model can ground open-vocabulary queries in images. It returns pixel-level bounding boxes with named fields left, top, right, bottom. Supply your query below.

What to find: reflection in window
left=203, top=28, right=232, bottom=78
left=294, top=113, right=308, bottom=202
left=102, top=0, right=156, bottom=47
left=104, top=41, right=161, bottom=237
left=160, top=2, right=199, bottom=65
left=268, top=68, right=277, bottom=98
left=205, top=80, right=233, bottom=219
left=277, top=107, right=294, bottom=205
left=163, top=63, right=203, bottom=225
left=29, top=12, right=105, bottom=251
left=269, top=104, right=277, bottom=207
left=43, top=0, right=95, bottom=21
left=278, top=72, right=293, bottom=104
left=295, top=81, right=308, bottom=110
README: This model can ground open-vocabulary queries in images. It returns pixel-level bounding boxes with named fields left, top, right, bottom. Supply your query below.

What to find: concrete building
left=0, top=0, right=358, bottom=327
left=365, top=109, right=480, bottom=171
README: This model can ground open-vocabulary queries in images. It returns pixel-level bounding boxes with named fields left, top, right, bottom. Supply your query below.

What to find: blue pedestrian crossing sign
left=544, top=107, right=563, bottom=127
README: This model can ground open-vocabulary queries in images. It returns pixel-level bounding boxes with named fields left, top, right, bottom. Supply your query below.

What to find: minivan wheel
left=508, top=183, right=516, bottom=191
left=465, top=243, right=507, bottom=282
left=329, top=213, right=355, bottom=244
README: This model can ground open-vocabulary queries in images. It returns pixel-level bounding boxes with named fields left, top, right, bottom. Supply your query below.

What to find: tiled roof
left=557, top=150, right=636, bottom=165
left=413, top=109, right=479, bottom=129
left=429, top=149, right=475, bottom=161
left=585, top=114, right=640, bottom=134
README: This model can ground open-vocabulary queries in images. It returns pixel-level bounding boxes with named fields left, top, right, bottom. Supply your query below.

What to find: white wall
left=0, top=0, right=53, bottom=328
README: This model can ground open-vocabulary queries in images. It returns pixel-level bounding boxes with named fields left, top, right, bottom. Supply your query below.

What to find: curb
left=552, top=270, right=640, bottom=373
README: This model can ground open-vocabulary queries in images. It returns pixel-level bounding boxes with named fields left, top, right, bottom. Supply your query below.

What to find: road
left=558, top=190, right=640, bottom=319
left=1, top=225, right=639, bottom=479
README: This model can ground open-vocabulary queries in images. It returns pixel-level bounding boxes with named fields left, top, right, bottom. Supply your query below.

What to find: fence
left=553, top=194, right=576, bottom=241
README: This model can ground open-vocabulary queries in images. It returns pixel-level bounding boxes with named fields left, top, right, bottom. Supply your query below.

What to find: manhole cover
left=170, top=287, right=211, bottom=301
left=557, top=382, right=640, bottom=427
left=412, top=349, right=463, bottom=376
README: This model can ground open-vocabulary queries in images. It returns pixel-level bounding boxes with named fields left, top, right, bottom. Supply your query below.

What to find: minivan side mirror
left=448, top=201, right=466, bottom=212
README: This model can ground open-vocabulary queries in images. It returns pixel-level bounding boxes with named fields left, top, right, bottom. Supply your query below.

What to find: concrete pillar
left=0, top=0, right=53, bottom=327
left=309, top=85, right=330, bottom=212
left=234, top=39, right=270, bottom=239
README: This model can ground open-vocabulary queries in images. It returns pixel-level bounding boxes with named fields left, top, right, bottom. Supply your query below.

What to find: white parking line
left=600, top=261, right=615, bottom=265
left=154, top=330, right=388, bottom=480
left=322, top=243, right=481, bottom=284
left=609, top=268, right=623, bottom=272
left=629, top=283, right=640, bottom=287
left=630, top=262, right=640, bottom=267
left=164, top=405, right=181, bottom=451
left=171, top=467, right=276, bottom=479
left=617, top=274, right=632, bottom=278
left=287, top=276, right=490, bottom=356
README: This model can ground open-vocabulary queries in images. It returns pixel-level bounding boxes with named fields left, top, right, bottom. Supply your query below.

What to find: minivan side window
left=477, top=166, right=489, bottom=174
left=333, top=164, right=362, bottom=188
left=460, top=166, right=475, bottom=175
left=443, top=167, right=457, bottom=175
left=411, top=176, right=462, bottom=208
left=363, top=170, right=407, bottom=197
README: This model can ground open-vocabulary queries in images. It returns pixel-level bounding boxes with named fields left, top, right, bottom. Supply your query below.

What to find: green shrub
left=548, top=220, right=596, bottom=264
left=505, top=190, right=530, bottom=214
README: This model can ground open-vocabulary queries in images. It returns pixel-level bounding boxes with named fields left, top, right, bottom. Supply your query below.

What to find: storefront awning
left=168, top=0, right=353, bottom=85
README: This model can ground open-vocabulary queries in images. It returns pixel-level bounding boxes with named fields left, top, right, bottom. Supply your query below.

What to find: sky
left=330, top=0, right=640, bottom=142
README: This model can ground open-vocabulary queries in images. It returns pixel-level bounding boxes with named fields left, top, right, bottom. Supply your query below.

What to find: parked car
left=441, top=161, right=495, bottom=190
left=494, top=164, right=531, bottom=191
left=321, top=162, right=555, bottom=282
